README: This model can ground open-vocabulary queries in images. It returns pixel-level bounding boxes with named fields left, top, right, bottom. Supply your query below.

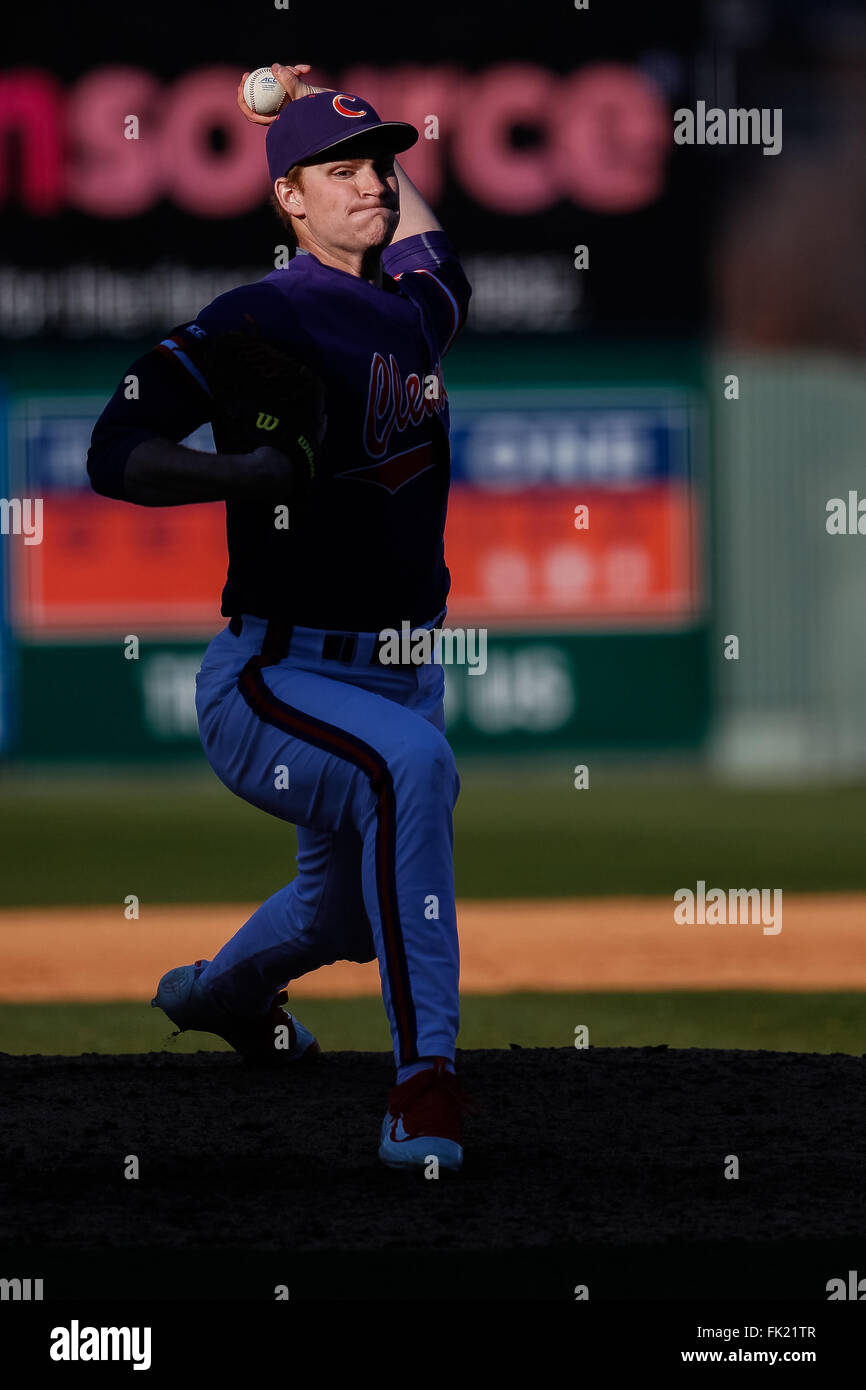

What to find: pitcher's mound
left=2, top=1045, right=864, bottom=1299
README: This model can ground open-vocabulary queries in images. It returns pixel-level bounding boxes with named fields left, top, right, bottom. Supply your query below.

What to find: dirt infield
left=2, top=1044, right=864, bottom=1299
left=2, top=893, right=866, bottom=1000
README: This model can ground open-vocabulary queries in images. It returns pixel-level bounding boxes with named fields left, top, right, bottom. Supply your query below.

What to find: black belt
left=229, top=614, right=425, bottom=668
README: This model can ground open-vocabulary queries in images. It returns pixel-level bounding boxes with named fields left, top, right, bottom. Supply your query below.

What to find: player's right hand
left=244, top=444, right=315, bottom=500
left=236, top=63, right=317, bottom=125
left=244, top=444, right=294, bottom=490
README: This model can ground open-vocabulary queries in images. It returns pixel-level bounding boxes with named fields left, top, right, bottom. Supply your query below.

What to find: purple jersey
left=87, top=230, right=471, bottom=630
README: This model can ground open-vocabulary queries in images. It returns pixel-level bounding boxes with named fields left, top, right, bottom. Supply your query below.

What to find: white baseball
left=243, top=67, right=286, bottom=116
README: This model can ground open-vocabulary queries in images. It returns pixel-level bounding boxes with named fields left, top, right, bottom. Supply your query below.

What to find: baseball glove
left=193, top=330, right=327, bottom=496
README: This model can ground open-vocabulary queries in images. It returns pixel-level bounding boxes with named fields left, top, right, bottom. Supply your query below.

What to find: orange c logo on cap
left=333, top=94, right=367, bottom=118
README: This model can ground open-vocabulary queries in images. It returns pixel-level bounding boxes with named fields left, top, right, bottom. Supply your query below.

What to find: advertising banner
left=1, top=0, right=707, bottom=341
left=446, top=387, right=703, bottom=628
left=14, top=626, right=709, bottom=763
left=9, top=387, right=704, bottom=638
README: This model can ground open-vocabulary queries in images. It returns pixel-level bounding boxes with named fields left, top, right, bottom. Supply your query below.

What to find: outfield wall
left=711, top=353, right=866, bottom=778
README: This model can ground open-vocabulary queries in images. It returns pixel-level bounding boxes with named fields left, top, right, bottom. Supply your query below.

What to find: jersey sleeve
left=381, top=231, right=471, bottom=357
left=86, top=284, right=276, bottom=501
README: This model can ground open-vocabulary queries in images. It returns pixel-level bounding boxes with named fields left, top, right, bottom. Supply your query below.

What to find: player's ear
left=274, top=177, right=305, bottom=220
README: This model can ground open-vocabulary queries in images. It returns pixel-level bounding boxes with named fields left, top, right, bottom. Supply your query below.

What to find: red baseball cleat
left=378, top=1058, right=473, bottom=1172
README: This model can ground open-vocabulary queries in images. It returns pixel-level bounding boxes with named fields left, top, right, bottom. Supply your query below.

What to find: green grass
left=1, top=992, right=864, bottom=1056
left=1, top=767, right=866, bottom=906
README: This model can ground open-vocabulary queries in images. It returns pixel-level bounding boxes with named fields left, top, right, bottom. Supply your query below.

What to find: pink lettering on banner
left=161, top=68, right=270, bottom=217
left=452, top=63, right=560, bottom=214
left=341, top=65, right=463, bottom=205
left=66, top=67, right=162, bottom=217
left=553, top=64, right=670, bottom=211
left=0, top=63, right=672, bottom=218
left=0, top=70, right=64, bottom=214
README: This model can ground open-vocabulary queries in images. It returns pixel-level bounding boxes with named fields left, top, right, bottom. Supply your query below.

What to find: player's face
left=289, top=153, right=400, bottom=255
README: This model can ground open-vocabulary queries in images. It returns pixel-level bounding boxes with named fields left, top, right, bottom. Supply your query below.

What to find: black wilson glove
left=194, top=330, right=327, bottom=496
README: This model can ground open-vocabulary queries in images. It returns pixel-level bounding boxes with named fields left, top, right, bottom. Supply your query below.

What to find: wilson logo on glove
left=256, top=413, right=280, bottom=431
left=297, top=435, right=316, bottom=476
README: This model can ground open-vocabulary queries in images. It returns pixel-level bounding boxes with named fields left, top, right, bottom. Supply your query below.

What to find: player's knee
left=391, top=724, right=458, bottom=796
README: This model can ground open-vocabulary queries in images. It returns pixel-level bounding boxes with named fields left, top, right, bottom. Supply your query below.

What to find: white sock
left=397, top=1056, right=455, bottom=1085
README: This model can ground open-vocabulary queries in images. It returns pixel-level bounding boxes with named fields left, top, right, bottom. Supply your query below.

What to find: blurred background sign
left=0, top=0, right=706, bottom=341
left=446, top=386, right=703, bottom=627
left=8, top=382, right=704, bottom=636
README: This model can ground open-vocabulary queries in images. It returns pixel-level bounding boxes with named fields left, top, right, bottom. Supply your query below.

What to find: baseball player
left=86, top=62, right=472, bottom=1172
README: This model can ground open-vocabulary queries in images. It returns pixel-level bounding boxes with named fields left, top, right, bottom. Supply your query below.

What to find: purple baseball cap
left=266, top=91, right=418, bottom=182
